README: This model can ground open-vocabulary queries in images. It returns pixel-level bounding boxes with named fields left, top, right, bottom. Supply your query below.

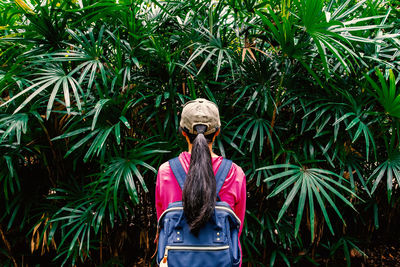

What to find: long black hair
left=182, top=124, right=217, bottom=234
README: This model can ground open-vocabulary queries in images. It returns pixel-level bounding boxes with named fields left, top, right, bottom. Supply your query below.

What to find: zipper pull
left=160, top=248, right=168, bottom=267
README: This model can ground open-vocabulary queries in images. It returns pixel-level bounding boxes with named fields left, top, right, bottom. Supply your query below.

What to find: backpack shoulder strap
left=168, top=157, right=186, bottom=190
left=169, top=156, right=232, bottom=196
left=215, top=158, right=233, bottom=197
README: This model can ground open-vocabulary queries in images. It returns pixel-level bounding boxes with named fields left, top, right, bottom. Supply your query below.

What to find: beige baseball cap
left=180, top=98, right=221, bottom=135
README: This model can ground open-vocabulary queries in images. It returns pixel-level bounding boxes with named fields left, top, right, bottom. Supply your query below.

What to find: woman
left=155, top=98, right=246, bottom=266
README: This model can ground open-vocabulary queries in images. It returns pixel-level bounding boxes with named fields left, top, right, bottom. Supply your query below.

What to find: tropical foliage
left=0, top=0, right=399, bottom=266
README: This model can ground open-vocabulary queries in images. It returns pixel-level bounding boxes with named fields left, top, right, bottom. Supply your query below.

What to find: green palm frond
left=51, top=98, right=133, bottom=161
left=46, top=26, right=110, bottom=94
left=0, top=113, right=28, bottom=143
left=366, top=68, right=400, bottom=118
left=183, top=24, right=238, bottom=80
left=98, top=156, right=155, bottom=209
left=255, top=0, right=397, bottom=80
left=369, top=151, right=400, bottom=202
left=48, top=183, right=106, bottom=266
left=231, top=113, right=277, bottom=156
left=258, top=164, right=359, bottom=240
left=52, top=125, right=113, bottom=162
left=0, top=154, right=20, bottom=201
left=256, top=7, right=297, bottom=58
left=323, top=236, right=366, bottom=267
left=0, top=65, right=83, bottom=118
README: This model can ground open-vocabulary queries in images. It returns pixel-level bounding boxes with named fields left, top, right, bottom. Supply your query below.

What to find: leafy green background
left=0, top=0, right=399, bottom=266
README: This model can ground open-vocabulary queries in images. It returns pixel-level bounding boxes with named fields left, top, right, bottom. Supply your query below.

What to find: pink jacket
left=155, top=152, right=247, bottom=264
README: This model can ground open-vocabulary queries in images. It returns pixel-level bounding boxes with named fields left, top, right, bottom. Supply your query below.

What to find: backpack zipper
left=160, top=245, right=230, bottom=267
left=158, top=206, right=241, bottom=226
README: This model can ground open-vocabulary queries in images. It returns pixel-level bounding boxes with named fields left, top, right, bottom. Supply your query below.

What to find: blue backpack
left=157, top=157, right=241, bottom=267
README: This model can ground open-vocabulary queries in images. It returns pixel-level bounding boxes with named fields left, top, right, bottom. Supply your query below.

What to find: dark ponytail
left=182, top=124, right=216, bottom=234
